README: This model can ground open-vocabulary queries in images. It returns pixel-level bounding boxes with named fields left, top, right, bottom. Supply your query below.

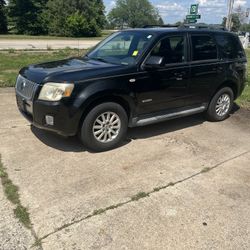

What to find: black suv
left=16, top=26, right=247, bottom=151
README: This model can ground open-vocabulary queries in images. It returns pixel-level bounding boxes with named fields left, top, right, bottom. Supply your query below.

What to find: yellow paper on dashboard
left=132, top=50, right=139, bottom=56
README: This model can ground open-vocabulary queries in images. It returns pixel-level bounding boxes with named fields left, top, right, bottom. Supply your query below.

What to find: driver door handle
left=174, top=72, right=185, bottom=81
left=176, top=77, right=183, bottom=81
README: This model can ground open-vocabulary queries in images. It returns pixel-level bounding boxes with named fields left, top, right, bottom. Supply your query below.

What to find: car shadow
left=231, top=102, right=240, bottom=114
left=127, top=113, right=204, bottom=140
left=31, top=125, right=86, bottom=152
left=30, top=104, right=240, bottom=153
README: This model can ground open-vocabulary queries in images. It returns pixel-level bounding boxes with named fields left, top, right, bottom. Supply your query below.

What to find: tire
left=80, top=102, right=128, bottom=152
left=206, top=87, right=234, bottom=122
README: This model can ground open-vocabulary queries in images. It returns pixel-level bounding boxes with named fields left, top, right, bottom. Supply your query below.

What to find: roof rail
left=143, top=24, right=228, bottom=31
left=143, top=25, right=179, bottom=28
left=181, top=24, right=228, bottom=31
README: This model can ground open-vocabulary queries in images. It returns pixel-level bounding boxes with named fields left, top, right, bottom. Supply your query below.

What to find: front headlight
left=38, top=83, right=74, bottom=101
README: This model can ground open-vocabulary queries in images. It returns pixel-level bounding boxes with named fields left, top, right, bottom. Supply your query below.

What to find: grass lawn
left=0, top=49, right=87, bottom=87
left=237, top=50, right=250, bottom=109
left=0, top=48, right=249, bottom=108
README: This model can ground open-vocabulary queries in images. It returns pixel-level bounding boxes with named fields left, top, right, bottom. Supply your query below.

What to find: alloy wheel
left=215, top=93, right=231, bottom=117
left=92, top=112, right=121, bottom=143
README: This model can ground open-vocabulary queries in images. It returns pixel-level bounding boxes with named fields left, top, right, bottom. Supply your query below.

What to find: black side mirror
left=144, top=56, right=164, bottom=69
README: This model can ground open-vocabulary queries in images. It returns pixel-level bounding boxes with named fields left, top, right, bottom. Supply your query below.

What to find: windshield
left=86, top=31, right=155, bottom=66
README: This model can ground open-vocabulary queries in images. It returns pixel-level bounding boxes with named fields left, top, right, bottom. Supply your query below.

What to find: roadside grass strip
left=0, top=155, right=42, bottom=248
left=0, top=155, right=31, bottom=229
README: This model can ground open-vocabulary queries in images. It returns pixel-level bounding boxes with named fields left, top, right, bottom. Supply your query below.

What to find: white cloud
left=234, top=0, right=247, bottom=6
left=105, top=0, right=116, bottom=13
left=157, top=3, right=185, bottom=11
left=198, top=0, right=226, bottom=8
left=156, top=1, right=186, bottom=20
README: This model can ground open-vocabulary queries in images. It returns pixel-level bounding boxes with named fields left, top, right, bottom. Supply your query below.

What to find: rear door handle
left=174, top=72, right=186, bottom=76
left=174, top=72, right=185, bottom=80
left=212, top=66, right=223, bottom=72
left=175, top=77, right=183, bottom=81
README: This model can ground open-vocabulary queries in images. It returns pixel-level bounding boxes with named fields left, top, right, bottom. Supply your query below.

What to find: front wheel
left=206, top=87, right=234, bottom=122
left=80, top=102, right=128, bottom=152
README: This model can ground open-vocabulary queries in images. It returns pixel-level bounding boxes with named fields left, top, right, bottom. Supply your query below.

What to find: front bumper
left=16, top=92, right=81, bottom=136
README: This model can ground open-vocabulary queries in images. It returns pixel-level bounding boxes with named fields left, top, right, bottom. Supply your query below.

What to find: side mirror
left=144, top=56, right=164, bottom=69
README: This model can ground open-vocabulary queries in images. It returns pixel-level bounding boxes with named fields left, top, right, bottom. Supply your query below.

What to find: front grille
left=15, top=75, right=38, bottom=100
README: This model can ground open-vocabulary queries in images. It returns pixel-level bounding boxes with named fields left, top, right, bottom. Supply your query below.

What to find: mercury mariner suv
left=15, top=25, right=247, bottom=151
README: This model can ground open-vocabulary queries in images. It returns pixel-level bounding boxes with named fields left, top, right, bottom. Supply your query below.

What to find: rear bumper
left=16, top=93, right=81, bottom=136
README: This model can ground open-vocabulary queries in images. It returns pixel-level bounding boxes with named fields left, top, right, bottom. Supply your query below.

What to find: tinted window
left=215, top=34, right=245, bottom=59
left=150, top=36, right=185, bottom=64
left=191, top=35, right=217, bottom=61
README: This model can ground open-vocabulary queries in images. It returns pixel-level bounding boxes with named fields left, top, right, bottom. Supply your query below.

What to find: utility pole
left=226, top=0, right=231, bottom=30
left=226, top=0, right=235, bottom=31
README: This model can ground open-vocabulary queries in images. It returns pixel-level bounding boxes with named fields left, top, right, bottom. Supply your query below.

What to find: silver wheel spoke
left=110, top=129, right=117, bottom=135
left=106, top=112, right=111, bottom=122
left=110, top=114, right=116, bottom=123
left=108, top=131, right=112, bottom=140
left=101, top=114, right=106, bottom=122
left=96, top=119, right=103, bottom=125
left=111, top=119, right=119, bottom=125
left=94, top=129, right=103, bottom=136
left=93, top=125, right=102, bottom=130
left=98, top=131, right=106, bottom=139
left=103, top=132, right=108, bottom=142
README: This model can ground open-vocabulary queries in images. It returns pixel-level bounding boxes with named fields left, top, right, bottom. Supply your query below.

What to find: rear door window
left=215, top=34, right=245, bottom=59
left=191, top=35, right=218, bottom=61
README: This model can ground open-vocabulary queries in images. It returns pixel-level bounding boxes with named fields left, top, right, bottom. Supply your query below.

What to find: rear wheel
left=206, top=87, right=234, bottom=122
left=80, top=102, right=128, bottom=152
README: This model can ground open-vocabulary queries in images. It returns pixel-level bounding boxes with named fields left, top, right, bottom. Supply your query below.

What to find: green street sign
left=187, top=19, right=197, bottom=24
left=190, top=4, right=199, bottom=14
left=186, top=14, right=201, bottom=20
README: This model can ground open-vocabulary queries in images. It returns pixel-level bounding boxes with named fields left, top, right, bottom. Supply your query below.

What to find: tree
left=45, top=0, right=105, bottom=37
left=235, top=5, right=247, bottom=24
left=0, top=0, right=8, bottom=34
left=241, top=23, right=250, bottom=32
left=108, top=0, right=163, bottom=28
left=222, top=17, right=227, bottom=28
left=8, top=0, right=48, bottom=35
left=222, top=14, right=241, bottom=32
left=175, top=21, right=184, bottom=26
left=65, top=11, right=101, bottom=37
left=158, top=17, right=164, bottom=25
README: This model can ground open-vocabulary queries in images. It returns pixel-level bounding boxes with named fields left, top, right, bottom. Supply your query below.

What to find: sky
left=104, top=0, right=250, bottom=24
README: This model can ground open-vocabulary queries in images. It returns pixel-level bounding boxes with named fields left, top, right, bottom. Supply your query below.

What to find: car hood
left=20, top=57, right=133, bottom=84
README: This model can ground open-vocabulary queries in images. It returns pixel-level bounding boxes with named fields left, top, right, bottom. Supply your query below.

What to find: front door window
left=150, top=35, right=186, bottom=65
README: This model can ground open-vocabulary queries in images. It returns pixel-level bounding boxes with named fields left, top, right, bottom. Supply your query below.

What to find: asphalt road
left=0, top=88, right=250, bottom=249
left=0, top=39, right=100, bottom=50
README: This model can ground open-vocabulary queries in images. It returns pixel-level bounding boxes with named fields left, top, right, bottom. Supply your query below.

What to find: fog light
left=45, top=115, right=54, bottom=126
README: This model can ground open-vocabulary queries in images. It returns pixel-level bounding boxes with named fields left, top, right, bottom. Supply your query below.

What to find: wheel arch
left=214, top=80, right=239, bottom=100
left=78, top=94, right=134, bottom=131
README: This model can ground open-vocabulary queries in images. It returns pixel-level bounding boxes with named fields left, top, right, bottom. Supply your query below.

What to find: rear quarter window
left=215, top=34, right=245, bottom=60
left=191, top=35, right=218, bottom=61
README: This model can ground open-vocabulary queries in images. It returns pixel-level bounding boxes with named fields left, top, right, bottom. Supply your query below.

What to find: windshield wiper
left=89, top=57, right=109, bottom=63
